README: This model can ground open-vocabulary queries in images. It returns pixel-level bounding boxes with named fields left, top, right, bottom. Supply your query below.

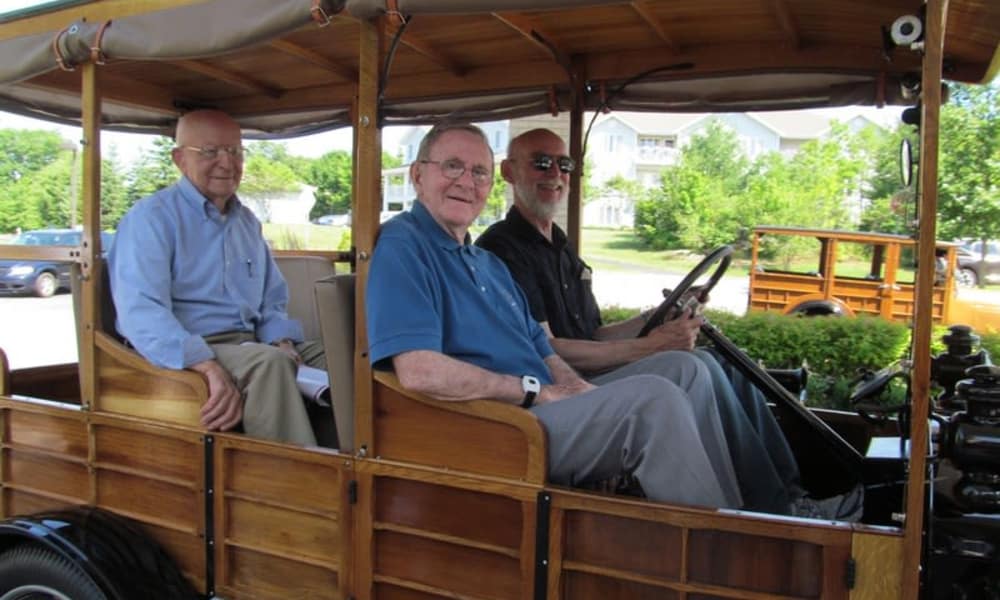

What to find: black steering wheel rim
left=637, top=244, right=732, bottom=338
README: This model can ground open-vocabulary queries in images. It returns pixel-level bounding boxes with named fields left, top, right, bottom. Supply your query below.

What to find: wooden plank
left=375, top=477, right=522, bottom=551
left=375, top=529, right=521, bottom=600
left=903, top=0, right=949, bottom=597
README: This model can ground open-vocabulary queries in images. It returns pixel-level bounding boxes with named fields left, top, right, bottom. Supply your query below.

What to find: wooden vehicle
left=748, top=226, right=1000, bottom=330
left=748, top=227, right=960, bottom=322
left=0, top=1, right=998, bottom=599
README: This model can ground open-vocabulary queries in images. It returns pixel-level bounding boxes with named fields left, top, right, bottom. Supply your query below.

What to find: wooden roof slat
left=387, top=20, right=466, bottom=78
left=268, top=39, right=358, bottom=82
left=767, top=0, right=801, bottom=48
left=629, top=1, right=679, bottom=54
left=174, top=59, right=283, bottom=98
left=492, top=11, right=572, bottom=63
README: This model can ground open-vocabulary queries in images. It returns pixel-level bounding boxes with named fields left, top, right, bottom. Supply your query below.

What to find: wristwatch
left=520, top=375, right=541, bottom=408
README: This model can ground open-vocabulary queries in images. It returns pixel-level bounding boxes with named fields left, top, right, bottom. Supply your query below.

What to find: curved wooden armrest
left=93, top=331, right=208, bottom=426
left=372, top=371, right=547, bottom=484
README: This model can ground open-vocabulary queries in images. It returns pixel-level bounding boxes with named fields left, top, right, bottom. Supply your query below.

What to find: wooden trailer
left=0, top=1, right=998, bottom=599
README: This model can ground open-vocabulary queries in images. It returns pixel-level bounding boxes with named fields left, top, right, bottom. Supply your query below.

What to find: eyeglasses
left=419, top=158, right=492, bottom=186
left=531, top=153, right=575, bottom=174
left=178, top=145, right=246, bottom=160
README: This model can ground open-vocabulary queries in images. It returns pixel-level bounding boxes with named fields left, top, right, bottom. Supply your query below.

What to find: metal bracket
left=532, top=491, right=551, bottom=600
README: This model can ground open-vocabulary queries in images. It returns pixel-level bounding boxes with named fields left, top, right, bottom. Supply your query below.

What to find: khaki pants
left=205, top=332, right=325, bottom=446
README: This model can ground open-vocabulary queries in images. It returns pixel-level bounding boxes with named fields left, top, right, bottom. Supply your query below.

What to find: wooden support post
left=353, top=14, right=383, bottom=479
left=567, top=55, right=586, bottom=254
left=79, top=62, right=101, bottom=410
left=902, top=0, right=948, bottom=597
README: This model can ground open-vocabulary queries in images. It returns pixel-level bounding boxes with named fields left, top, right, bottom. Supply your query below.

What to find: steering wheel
left=637, top=245, right=732, bottom=338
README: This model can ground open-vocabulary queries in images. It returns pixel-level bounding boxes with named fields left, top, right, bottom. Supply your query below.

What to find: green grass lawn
left=263, top=223, right=350, bottom=250
left=578, top=228, right=754, bottom=275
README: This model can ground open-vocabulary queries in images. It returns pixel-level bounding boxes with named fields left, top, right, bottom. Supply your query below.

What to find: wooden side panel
left=91, top=418, right=205, bottom=593
left=215, top=439, right=349, bottom=600
left=1, top=404, right=89, bottom=512
left=373, top=383, right=534, bottom=481
left=850, top=529, right=903, bottom=600
left=688, top=530, right=833, bottom=597
left=369, top=474, right=531, bottom=600
left=552, top=490, right=855, bottom=600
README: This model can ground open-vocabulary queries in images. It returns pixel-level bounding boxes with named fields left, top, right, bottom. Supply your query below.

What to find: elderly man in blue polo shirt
left=366, top=122, right=745, bottom=509
left=109, top=109, right=325, bottom=445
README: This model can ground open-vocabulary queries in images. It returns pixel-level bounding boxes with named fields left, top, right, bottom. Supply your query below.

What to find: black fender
left=0, top=506, right=197, bottom=600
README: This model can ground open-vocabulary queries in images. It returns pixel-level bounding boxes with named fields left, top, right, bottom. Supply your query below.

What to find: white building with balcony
left=381, top=110, right=880, bottom=227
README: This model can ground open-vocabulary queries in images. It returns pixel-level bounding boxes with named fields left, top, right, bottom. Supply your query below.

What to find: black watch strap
left=520, top=375, right=540, bottom=408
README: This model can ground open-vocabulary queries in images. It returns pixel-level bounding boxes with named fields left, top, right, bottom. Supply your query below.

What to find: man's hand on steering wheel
left=638, top=245, right=732, bottom=338
left=642, top=310, right=702, bottom=351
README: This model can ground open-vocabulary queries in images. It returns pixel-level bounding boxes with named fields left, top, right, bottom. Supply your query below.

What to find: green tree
left=635, top=121, right=747, bottom=250
left=483, top=168, right=508, bottom=222
left=240, top=154, right=301, bottom=197
left=0, top=129, right=66, bottom=185
left=0, top=129, right=71, bottom=231
left=935, top=83, right=1000, bottom=245
left=124, top=136, right=177, bottom=206
left=307, top=150, right=352, bottom=217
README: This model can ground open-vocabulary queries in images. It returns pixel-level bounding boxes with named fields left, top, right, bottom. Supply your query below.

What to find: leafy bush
left=600, top=306, right=914, bottom=409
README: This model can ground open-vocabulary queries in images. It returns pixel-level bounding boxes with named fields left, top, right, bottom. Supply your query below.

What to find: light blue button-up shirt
left=108, top=176, right=303, bottom=369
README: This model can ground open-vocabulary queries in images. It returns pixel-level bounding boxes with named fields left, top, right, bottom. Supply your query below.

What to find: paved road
left=0, top=292, right=77, bottom=370
left=0, top=271, right=751, bottom=371
left=1, top=278, right=995, bottom=371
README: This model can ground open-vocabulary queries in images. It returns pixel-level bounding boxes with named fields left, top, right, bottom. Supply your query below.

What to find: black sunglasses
left=532, top=154, right=575, bottom=174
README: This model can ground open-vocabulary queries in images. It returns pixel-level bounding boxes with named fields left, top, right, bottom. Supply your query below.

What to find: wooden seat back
left=314, top=273, right=355, bottom=451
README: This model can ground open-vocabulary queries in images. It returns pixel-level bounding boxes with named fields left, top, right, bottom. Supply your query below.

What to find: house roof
left=593, top=108, right=883, bottom=141
left=593, top=112, right=706, bottom=136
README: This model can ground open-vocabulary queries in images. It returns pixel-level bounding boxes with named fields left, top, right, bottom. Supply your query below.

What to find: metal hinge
left=845, top=557, right=857, bottom=589
left=348, top=480, right=358, bottom=505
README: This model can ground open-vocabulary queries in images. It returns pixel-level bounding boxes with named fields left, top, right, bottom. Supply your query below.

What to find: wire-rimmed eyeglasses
left=178, top=145, right=246, bottom=160
left=419, top=158, right=492, bottom=186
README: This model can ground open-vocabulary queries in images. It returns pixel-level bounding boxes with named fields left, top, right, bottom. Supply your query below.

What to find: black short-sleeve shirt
left=476, top=206, right=602, bottom=340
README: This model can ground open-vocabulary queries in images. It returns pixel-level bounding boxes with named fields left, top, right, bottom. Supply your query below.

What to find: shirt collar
left=505, top=204, right=567, bottom=250
left=411, top=200, right=478, bottom=253
left=177, top=176, right=242, bottom=219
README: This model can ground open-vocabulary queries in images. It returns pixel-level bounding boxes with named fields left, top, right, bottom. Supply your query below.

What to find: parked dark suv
left=957, top=239, right=1000, bottom=287
left=0, top=229, right=113, bottom=297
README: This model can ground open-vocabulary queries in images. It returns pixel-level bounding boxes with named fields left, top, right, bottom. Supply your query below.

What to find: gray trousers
left=205, top=332, right=326, bottom=446
left=591, top=348, right=800, bottom=513
left=533, top=354, right=743, bottom=510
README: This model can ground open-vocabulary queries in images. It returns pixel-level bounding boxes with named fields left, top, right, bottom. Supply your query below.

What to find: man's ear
left=500, top=158, right=515, bottom=184
left=409, top=161, right=422, bottom=191
left=171, top=147, right=184, bottom=170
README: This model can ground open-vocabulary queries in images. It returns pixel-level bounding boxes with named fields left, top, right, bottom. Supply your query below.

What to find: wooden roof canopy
left=0, top=0, right=997, bottom=137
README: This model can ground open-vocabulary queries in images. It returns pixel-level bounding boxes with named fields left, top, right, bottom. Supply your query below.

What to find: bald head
left=502, top=128, right=571, bottom=224
left=171, top=110, right=244, bottom=210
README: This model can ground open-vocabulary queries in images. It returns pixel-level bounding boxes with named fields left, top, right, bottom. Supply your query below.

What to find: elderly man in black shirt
left=476, top=128, right=861, bottom=519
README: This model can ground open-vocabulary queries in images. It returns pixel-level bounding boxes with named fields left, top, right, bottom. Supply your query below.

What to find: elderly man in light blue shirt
left=108, top=109, right=324, bottom=445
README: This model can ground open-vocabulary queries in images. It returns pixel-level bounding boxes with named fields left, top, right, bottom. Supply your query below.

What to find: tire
left=33, top=272, right=57, bottom=298
left=788, top=301, right=843, bottom=317
left=957, top=268, right=978, bottom=288
left=0, top=543, right=107, bottom=600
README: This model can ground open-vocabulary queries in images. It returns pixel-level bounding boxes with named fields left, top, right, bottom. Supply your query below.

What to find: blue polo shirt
left=366, top=201, right=555, bottom=383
